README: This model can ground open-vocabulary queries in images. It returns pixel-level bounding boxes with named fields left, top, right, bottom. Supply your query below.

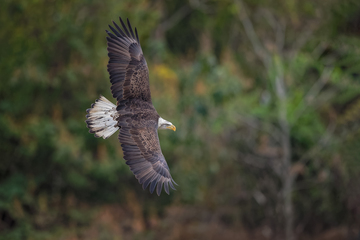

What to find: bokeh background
left=1, top=0, right=360, bottom=239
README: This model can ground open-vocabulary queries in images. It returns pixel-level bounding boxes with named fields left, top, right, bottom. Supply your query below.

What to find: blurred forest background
left=1, top=0, right=360, bottom=239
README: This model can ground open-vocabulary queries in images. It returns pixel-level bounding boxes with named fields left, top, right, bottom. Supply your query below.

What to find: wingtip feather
left=156, top=181, right=163, bottom=196
left=119, top=17, right=131, bottom=37
left=149, top=181, right=157, bottom=194
left=127, top=18, right=135, bottom=39
left=164, top=182, right=170, bottom=195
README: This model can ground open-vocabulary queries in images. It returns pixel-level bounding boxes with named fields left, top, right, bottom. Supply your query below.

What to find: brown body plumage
left=86, top=18, right=177, bottom=196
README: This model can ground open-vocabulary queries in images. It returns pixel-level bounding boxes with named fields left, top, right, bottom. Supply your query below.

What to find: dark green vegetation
left=1, top=0, right=360, bottom=239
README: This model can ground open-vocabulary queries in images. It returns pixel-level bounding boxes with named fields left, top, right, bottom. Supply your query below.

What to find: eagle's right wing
left=106, top=18, right=152, bottom=105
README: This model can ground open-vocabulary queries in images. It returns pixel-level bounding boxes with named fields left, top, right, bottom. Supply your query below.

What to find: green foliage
left=1, top=0, right=360, bottom=239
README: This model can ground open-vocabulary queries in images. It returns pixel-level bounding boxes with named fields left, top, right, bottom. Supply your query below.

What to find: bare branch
left=238, top=152, right=282, bottom=176
left=297, top=121, right=336, bottom=168
left=157, top=5, right=192, bottom=33
left=235, top=114, right=281, bottom=143
left=288, top=28, right=315, bottom=59
left=260, top=9, right=286, bottom=53
left=304, top=67, right=333, bottom=103
left=293, top=67, right=334, bottom=123
left=235, top=0, right=270, bottom=68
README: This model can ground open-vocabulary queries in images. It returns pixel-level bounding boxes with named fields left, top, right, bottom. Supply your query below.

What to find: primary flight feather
left=85, top=17, right=177, bottom=196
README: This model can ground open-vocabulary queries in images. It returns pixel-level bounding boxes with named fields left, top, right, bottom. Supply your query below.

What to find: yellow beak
left=166, top=125, right=176, bottom=131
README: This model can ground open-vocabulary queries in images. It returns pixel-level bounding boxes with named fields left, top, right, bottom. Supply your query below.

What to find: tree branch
left=235, top=0, right=270, bottom=68
left=158, top=5, right=193, bottom=32
left=292, top=67, right=334, bottom=123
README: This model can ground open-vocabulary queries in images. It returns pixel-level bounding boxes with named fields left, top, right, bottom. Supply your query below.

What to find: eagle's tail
left=85, top=95, right=119, bottom=139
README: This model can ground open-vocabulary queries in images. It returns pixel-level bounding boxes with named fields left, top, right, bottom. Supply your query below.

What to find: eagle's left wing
left=117, top=106, right=177, bottom=195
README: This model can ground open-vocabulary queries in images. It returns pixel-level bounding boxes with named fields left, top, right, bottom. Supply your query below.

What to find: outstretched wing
left=106, top=18, right=152, bottom=105
left=107, top=18, right=176, bottom=195
left=118, top=107, right=177, bottom=195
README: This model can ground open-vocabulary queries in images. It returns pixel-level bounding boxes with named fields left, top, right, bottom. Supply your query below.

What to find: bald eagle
left=85, top=18, right=177, bottom=196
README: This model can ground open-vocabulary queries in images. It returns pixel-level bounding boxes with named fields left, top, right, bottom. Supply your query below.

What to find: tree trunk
left=276, top=72, right=294, bottom=240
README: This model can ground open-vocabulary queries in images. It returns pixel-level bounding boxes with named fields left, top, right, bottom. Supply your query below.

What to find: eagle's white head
left=158, top=117, right=176, bottom=131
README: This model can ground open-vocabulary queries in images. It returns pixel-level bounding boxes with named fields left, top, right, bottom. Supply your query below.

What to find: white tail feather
left=86, top=95, right=119, bottom=139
